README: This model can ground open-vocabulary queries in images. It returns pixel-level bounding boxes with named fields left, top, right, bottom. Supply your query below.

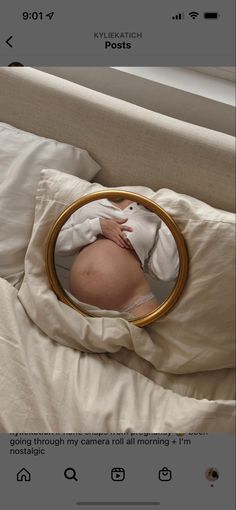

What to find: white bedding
left=0, top=167, right=234, bottom=432
left=20, top=169, right=235, bottom=372
left=0, top=122, right=100, bottom=286
left=0, top=278, right=234, bottom=432
left=0, top=118, right=235, bottom=433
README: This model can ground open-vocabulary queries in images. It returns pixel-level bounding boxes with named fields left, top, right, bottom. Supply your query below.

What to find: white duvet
left=0, top=278, right=234, bottom=432
left=0, top=167, right=235, bottom=432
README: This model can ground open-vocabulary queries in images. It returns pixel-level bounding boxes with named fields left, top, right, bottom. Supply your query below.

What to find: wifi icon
left=189, top=11, right=199, bottom=19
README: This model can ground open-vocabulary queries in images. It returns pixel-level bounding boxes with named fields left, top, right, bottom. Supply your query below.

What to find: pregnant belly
left=69, top=239, right=150, bottom=310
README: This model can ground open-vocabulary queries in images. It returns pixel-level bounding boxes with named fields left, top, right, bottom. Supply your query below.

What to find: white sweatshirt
left=56, top=199, right=179, bottom=281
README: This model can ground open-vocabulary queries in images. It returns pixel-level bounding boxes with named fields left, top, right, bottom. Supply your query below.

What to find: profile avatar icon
left=8, top=62, right=24, bottom=67
left=205, top=467, right=219, bottom=483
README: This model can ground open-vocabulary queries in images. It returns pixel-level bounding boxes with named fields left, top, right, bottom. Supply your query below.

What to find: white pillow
left=146, top=188, right=235, bottom=373
left=0, top=122, right=100, bottom=285
left=18, top=169, right=235, bottom=374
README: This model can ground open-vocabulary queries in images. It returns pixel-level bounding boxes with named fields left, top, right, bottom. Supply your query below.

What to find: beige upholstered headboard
left=0, top=67, right=235, bottom=212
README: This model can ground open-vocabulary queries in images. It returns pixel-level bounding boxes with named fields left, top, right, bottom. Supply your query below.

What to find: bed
left=0, top=67, right=235, bottom=432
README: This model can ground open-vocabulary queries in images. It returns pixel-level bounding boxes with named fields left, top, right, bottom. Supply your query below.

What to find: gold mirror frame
left=45, top=190, right=188, bottom=327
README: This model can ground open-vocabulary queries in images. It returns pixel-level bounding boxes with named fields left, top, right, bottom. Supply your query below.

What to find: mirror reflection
left=54, top=196, right=179, bottom=320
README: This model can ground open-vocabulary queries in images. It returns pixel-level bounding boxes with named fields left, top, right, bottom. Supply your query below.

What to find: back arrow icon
left=6, top=36, right=13, bottom=48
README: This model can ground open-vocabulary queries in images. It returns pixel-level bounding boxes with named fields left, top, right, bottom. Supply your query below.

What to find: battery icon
left=204, top=12, right=219, bottom=19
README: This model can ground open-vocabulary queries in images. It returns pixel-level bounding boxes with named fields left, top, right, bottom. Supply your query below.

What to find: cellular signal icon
left=172, top=12, right=184, bottom=20
left=188, top=12, right=199, bottom=19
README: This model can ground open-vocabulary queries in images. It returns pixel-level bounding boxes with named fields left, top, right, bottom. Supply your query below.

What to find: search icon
left=64, top=467, right=78, bottom=481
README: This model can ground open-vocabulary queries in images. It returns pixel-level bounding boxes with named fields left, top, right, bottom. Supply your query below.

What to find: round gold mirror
left=46, top=190, right=188, bottom=327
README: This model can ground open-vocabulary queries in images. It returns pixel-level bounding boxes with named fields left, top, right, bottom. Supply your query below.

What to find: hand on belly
left=100, top=217, right=133, bottom=249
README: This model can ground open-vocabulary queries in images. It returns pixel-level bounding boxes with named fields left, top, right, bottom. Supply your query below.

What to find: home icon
left=17, top=468, right=31, bottom=482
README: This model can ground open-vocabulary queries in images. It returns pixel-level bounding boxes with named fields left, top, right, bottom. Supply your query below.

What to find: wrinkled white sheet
left=1, top=169, right=235, bottom=432
left=19, top=170, right=235, bottom=375
left=0, top=278, right=235, bottom=432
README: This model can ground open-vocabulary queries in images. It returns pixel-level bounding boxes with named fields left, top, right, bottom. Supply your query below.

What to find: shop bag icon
left=158, top=467, right=172, bottom=481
